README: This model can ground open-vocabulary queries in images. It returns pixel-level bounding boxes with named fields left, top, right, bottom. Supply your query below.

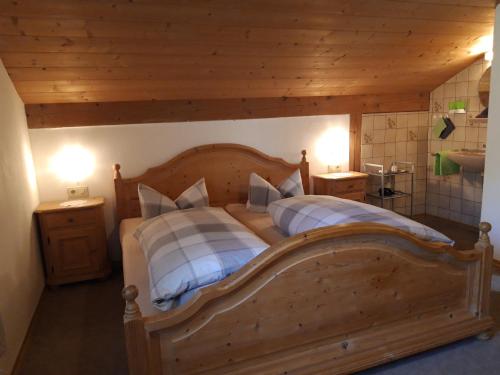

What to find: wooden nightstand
left=313, top=172, right=369, bottom=202
left=35, top=197, right=111, bottom=286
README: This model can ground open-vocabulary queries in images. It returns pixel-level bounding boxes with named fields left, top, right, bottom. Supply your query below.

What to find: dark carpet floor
left=17, top=272, right=128, bottom=375
left=16, top=215, right=499, bottom=375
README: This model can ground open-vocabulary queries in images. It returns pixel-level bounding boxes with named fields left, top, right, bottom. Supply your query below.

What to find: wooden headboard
left=113, top=143, right=309, bottom=221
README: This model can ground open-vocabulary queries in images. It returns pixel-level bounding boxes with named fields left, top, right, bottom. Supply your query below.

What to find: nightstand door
left=48, top=226, right=101, bottom=278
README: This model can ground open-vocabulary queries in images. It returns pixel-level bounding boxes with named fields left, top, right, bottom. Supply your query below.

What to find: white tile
left=372, top=129, right=386, bottom=144
left=440, top=181, right=451, bottom=195
left=463, top=185, right=475, bottom=201
left=428, top=193, right=439, bottom=206
left=396, top=128, right=408, bottom=142
left=468, top=64, right=483, bottom=81
left=417, top=127, right=428, bottom=140
left=372, top=143, right=385, bottom=158
left=449, top=212, right=462, bottom=222
left=474, top=202, right=482, bottom=216
left=438, top=195, right=451, bottom=209
left=453, top=127, right=466, bottom=141
left=450, top=183, right=462, bottom=198
left=373, top=115, right=386, bottom=130
left=397, top=113, right=408, bottom=128
left=384, top=143, right=396, bottom=157
left=478, top=128, right=487, bottom=143
left=463, top=199, right=475, bottom=215
left=474, top=187, right=483, bottom=202
left=453, top=114, right=467, bottom=127
left=407, top=128, right=418, bottom=141
left=465, top=127, right=479, bottom=142
left=444, top=82, right=456, bottom=98
left=432, top=84, right=444, bottom=100
left=407, top=141, right=418, bottom=154
left=438, top=208, right=451, bottom=219
left=418, top=112, right=430, bottom=127
left=427, top=205, right=438, bottom=215
left=456, top=69, right=469, bottom=82
left=467, top=80, right=479, bottom=97
left=468, top=96, right=480, bottom=112
left=361, top=144, right=373, bottom=159
left=407, top=113, right=419, bottom=127
left=386, top=115, right=397, bottom=129
left=385, top=129, right=396, bottom=142
left=456, top=81, right=468, bottom=97
left=450, top=197, right=462, bottom=212
left=396, top=142, right=407, bottom=158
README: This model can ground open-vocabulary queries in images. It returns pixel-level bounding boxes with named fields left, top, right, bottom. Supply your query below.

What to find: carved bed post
left=474, top=222, right=494, bottom=340
left=300, top=150, right=310, bottom=194
left=113, top=164, right=126, bottom=223
left=122, top=285, right=149, bottom=375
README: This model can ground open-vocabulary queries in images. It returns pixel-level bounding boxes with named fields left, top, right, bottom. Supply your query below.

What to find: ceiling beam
left=26, top=93, right=429, bottom=129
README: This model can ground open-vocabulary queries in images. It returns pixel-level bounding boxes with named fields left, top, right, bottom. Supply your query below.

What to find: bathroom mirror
left=478, top=67, right=491, bottom=107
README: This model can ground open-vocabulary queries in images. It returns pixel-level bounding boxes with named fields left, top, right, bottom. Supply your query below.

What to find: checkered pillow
left=175, top=178, right=210, bottom=209
left=138, top=183, right=178, bottom=220
left=278, top=169, right=304, bottom=198
left=247, top=173, right=282, bottom=213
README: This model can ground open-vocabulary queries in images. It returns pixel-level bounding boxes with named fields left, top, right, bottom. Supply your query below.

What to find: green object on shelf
left=434, top=150, right=460, bottom=176
left=448, top=100, right=466, bottom=111
left=432, top=117, right=447, bottom=138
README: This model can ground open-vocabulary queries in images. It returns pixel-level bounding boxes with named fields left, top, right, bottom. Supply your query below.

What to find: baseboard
left=10, top=285, right=45, bottom=375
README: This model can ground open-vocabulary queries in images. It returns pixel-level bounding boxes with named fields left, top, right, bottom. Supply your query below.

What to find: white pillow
left=175, top=178, right=210, bottom=209
left=138, top=183, right=177, bottom=220
left=278, top=169, right=305, bottom=198
left=138, top=178, right=210, bottom=219
left=247, top=170, right=305, bottom=212
left=247, top=173, right=282, bottom=213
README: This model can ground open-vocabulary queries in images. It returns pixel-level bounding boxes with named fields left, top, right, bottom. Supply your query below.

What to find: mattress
left=224, top=203, right=286, bottom=245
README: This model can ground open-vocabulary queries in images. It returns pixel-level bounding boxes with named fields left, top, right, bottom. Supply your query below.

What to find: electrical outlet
left=67, top=186, right=89, bottom=200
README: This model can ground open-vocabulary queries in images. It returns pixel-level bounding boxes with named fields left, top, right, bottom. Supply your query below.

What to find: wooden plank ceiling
left=0, top=0, right=496, bottom=105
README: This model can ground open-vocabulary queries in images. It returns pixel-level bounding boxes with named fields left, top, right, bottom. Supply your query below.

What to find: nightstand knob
left=67, top=217, right=74, bottom=223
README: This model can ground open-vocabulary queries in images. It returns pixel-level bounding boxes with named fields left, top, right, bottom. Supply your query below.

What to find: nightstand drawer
left=44, top=208, right=97, bottom=230
left=336, top=191, right=366, bottom=202
left=330, top=179, right=366, bottom=194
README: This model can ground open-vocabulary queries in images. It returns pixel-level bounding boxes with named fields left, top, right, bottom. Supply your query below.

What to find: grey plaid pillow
left=278, top=169, right=304, bottom=198
left=175, top=178, right=210, bottom=209
left=138, top=183, right=178, bottom=220
left=247, top=173, right=282, bottom=213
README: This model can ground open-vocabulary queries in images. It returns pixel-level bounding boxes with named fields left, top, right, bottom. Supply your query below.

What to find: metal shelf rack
left=363, top=161, right=415, bottom=217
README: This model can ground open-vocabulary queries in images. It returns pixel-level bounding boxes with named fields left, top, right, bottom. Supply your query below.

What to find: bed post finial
left=122, top=285, right=149, bottom=374
left=474, top=222, right=493, bottom=324
left=114, top=163, right=122, bottom=180
left=122, top=285, right=141, bottom=322
left=478, top=222, right=492, bottom=247
left=301, top=149, right=307, bottom=163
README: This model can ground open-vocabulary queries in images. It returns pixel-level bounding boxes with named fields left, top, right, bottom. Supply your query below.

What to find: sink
left=447, top=149, right=486, bottom=173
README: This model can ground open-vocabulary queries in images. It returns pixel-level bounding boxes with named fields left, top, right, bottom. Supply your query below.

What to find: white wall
left=0, top=60, right=44, bottom=373
left=29, top=115, right=350, bottom=257
left=482, top=6, right=500, bottom=259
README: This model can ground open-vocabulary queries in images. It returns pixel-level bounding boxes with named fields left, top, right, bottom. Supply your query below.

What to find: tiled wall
left=426, top=58, right=490, bottom=226
left=361, top=111, right=429, bottom=216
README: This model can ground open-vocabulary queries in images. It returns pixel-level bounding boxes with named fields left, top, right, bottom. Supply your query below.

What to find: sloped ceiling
left=0, top=0, right=496, bottom=105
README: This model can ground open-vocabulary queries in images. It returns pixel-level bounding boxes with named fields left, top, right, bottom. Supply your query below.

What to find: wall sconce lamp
left=315, top=126, right=350, bottom=173
left=50, top=145, right=95, bottom=202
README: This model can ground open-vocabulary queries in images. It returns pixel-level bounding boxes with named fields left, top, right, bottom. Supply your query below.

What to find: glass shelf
left=366, top=191, right=411, bottom=200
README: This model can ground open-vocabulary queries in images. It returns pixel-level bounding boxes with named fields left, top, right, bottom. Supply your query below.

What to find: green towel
left=432, top=118, right=447, bottom=138
left=434, top=150, right=460, bottom=176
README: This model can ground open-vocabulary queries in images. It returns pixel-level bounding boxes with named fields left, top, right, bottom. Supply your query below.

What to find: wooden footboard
left=122, top=223, right=494, bottom=375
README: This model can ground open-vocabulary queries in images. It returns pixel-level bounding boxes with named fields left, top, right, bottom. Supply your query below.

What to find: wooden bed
left=114, top=143, right=494, bottom=375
